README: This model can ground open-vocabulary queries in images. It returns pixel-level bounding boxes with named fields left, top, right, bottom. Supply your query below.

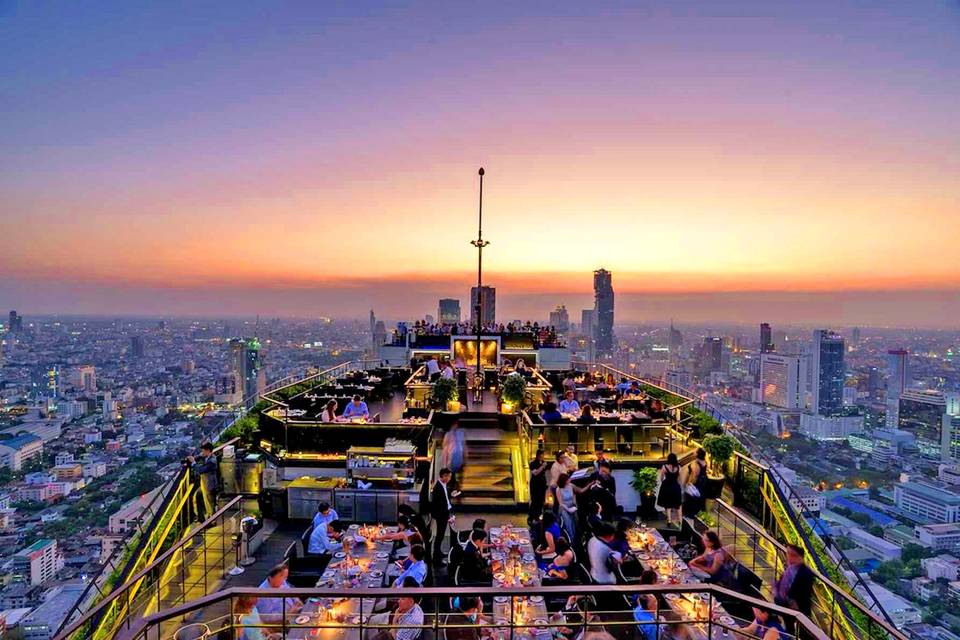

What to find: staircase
left=453, top=412, right=523, bottom=512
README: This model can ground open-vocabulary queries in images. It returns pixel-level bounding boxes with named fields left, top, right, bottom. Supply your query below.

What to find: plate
left=638, top=553, right=650, bottom=560
left=719, top=616, right=735, bottom=626
left=494, top=573, right=506, bottom=582
left=665, top=593, right=680, bottom=601
left=529, top=596, right=544, bottom=604
left=322, top=570, right=336, bottom=578
left=349, top=524, right=360, bottom=530
left=370, top=570, right=384, bottom=578
left=295, top=615, right=311, bottom=625
left=491, top=527, right=502, bottom=535
left=523, top=553, right=535, bottom=562
left=375, top=552, right=390, bottom=559
left=494, top=596, right=509, bottom=604
left=335, top=552, right=346, bottom=558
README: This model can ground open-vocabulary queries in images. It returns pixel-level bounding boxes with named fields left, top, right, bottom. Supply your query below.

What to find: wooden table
left=488, top=525, right=549, bottom=638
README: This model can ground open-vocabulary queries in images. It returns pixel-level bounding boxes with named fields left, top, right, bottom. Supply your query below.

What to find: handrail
left=102, top=583, right=831, bottom=640
left=577, top=363, right=898, bottom=630
left=56, top=495, right=245, bottom=640
left=714, top=499, right=908, bottom=640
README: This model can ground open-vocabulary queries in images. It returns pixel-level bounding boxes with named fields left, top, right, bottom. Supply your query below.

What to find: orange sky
left=2, top=2, right=959, bottom=323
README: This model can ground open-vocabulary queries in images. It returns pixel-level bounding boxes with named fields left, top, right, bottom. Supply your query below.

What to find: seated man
left=308, top=519, right=344, bottom=555
left=445, top=596, right=485, bottom=640
left=392, top=544, right=428, bottom=587
left=365, top=577, right=424, bottom=640
left=459, top=529, right=492, bottom=584
left=558, top=390, right=581, bottom=416
left=255, top=564, right=302, bottom=623
left=342, top=394, right=370, bottom=419
left=312, top=502, right=339, bottom=533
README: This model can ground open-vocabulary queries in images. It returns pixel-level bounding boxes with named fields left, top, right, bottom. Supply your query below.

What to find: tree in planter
left=631, top=467, right=660, bottom=518
left=430, top=377, right=459, bottom=410
left=702, top=434, right=737, bottom=478
left=500, top=374, right=527, bottom=411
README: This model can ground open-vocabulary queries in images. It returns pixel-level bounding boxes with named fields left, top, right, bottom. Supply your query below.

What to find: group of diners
left=313, top=394, right=372, bottom=422
left=394, top=320, right=564, bottom=348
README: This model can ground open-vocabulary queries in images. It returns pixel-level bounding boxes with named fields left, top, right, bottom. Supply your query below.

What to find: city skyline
left=3, top=2, right=960, bottom=326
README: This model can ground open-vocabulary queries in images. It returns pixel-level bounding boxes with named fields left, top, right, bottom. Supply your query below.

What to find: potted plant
left=500, top=373, right=527, bottom=414
left=430, top=377, right=459, bottom=412
left=702, top=434, right=737, bottom=498
left=630, top=467, right=660, bottom=519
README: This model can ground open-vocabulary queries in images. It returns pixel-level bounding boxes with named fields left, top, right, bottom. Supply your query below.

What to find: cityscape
left=2, top=4, right=960, bottom=640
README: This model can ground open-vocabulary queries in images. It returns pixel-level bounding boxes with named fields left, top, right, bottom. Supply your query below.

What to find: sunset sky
left=2, top=2, right=958, bottom=325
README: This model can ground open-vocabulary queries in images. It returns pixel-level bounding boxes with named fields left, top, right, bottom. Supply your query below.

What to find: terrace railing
left=572, top=363, right=898, bottom=632
left=56, top=496, right=244, bottom=640
left=60, top=584, right=829, bottom=640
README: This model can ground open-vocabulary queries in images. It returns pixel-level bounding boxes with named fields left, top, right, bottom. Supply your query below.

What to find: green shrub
left=430, top=377, right=459, bottom=407
left=631, top=467, right=659, bottom=496
left=501, top=374, right=527, bottom=405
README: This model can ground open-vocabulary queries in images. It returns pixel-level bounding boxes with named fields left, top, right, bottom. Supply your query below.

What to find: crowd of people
left=391, top=320, right=565, bottom=348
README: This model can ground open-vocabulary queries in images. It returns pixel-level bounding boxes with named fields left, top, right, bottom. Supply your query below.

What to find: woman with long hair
left=320, top=400, right=337, bottom=423
left=657, top=453, right=683, bottom=527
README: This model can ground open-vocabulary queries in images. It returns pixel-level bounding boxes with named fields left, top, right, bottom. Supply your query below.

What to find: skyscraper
left=811, top=329, right=845, bottom=416
left=438, top=299, right=461, bottom=324
left=760, top=323, right=774, bottom=353
left=130, top=336, right=145, bottom=359
left=760, top=353, right=805, bottom=409
left=593, top=268, right=614, bottom=355
left=580, top=309, right=595, bottom=336
left=230, top=338, right=264, bottom=401
left=7, top=311, right=22, bottom=334
left=697, top=337, right=724, bottom=377
left=73, top=365, right=97, bottom=393
left=669, top=321, right=683, bottom=351
left=549, top=305, right=570, bottom=333
left=470, top=286, right=496, bottom=326
left=886, top=349, right=910, bottom=427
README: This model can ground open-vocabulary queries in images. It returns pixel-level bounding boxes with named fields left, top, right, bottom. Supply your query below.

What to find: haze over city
left=3, top=2, right=960, bottom=325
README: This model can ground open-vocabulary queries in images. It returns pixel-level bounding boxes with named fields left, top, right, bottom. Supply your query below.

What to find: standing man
left=426, top=356, right=441, bottom=381
left=773, top=544, right=815, bottom=616
left=187, top=442, right=217, bottom=521
left=430, top=468, right=454, bottom=565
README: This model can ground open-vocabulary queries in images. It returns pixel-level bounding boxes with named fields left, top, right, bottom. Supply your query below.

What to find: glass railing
left=102, top=584, right=830, bottom=640
left=707, top=498, right=907, bottom=640
left=58, top=496, right=244, bottom=640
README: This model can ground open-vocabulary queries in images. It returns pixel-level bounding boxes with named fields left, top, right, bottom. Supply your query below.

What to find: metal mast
left=470, top=168, right=488, bottom=403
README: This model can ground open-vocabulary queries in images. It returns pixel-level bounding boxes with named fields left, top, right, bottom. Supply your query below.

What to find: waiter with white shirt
left=426, top=355, right=441, bottom=381
left=430, top=468, right=454, bottom=565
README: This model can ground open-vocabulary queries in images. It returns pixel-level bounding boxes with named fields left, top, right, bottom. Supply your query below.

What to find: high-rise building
left=811, top=329, right=845, bottom=416
left=369, top=310, right=376, bottom=335
left=593, top=269, right=614, bottom=355
left=669, top=321, right=683, bottom=351
left=898, top=390, right=951, bottom=459
left=72, top=365, right=97, bottom=393
left=549, top=305, right=570, bottom=333
left=886, top=349, right=910, bottom=427
left=580, top=309, right=595, bottom=335
left=852, top=327, right=861, bottom=346
left=760, top=353, right=805, bottom=409
left=470, top=286, right=496, bottom=326
left=7, top=311, right=22, bottom=334
left=760, top=323, right=774, bottom=353
left=438, top=299, right=461, bottom=324
left=130, top=335, right=145, bottom=359
left=373, top=320, right=387, bottom=350
left=230, top=338, right=264, bottom=401
left=697, top=337, right=724, bottom=377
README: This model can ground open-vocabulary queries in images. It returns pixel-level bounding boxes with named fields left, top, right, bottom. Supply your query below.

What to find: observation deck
left=53, top=361, right=905, bottom=640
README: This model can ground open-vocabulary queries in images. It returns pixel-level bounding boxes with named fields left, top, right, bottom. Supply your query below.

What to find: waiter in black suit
left=430, top=467, right=454, bottom=565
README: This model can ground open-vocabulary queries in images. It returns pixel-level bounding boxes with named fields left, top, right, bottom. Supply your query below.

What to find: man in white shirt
left=308, top=519, right=343, bottom=554
left=441, top=362, right=455, bottom=379
left=587, top=522, right=621, bottom=585
left=558, top=390, right=581, bottom=416
left=312, top=502, right=339, bottom=532
left=425, top=356, right=441, bottom=381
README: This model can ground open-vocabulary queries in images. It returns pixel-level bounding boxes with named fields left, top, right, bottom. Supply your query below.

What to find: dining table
left=287, top=526, right=399, bottom=640
left=488, top=525, right=550, bottom=640
left=626, top=527, right=738, bottom=640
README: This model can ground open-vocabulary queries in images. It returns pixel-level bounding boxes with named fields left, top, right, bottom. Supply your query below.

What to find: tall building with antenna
left=593, top=268, right=614, bottom=356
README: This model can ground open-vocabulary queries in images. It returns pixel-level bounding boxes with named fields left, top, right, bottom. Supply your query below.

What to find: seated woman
left=688, top=531, right=734, bottom=587
left=741, top=607, right=786, bottom=640
left=319, top=400, right=338, bottom=423
left=541, top=402, right=564, bottom=424
left=585, top=501, right=604, bottom=537
left=536, top=512, right=563, bottom=569
left=235, top=595, right=272, bottom=640
left=371, top=516, right=416, bottom=544
left=544, top=536, right=575, bottom=582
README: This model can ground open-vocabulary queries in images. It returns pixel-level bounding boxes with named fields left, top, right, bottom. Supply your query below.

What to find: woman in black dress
left=657, top=452, right=683, bottom=527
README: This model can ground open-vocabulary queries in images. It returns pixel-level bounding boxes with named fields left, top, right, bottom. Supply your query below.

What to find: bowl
left=295, top=615, right=311, bottom=625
